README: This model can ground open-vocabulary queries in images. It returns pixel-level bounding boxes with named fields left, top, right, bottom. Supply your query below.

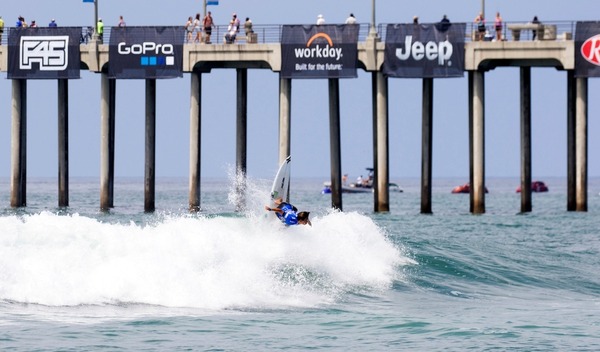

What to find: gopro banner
left=7, top=27, right=81, bottom=79
left=383, top=23, right=466, bottom=78
left=109, top=26, right=183, bottom=79
left=575, top=21, right=600, bottom=77
left=281, top=24, right=359, bottom=79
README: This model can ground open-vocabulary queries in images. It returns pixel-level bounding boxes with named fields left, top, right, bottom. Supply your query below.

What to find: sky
left=0, top=0, right=598, bottom=182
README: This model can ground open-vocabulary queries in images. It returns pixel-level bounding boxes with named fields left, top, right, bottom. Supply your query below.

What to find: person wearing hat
left=316, top=14, right=325, bottom=25
left=97, top=18, right=104, bottom=42
left=49, top=18, right=57, bottom=27
left=0, top=16, right=4, bottom=43
left=265, top=198, right=312, bottom=226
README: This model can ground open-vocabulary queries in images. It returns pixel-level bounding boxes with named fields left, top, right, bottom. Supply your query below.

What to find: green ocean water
left=1, top=177, right=599, bottom=351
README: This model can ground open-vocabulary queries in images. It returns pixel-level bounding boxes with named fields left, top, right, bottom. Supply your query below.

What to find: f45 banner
left=109, top=26, right=183, bottom=79
left=575, top=21, right=600, bottom=77
left=383, top=23, right=466, bottom=78
left=8, top=27, right=81, bottom=79
left=281, top=25, right=359, bottom=79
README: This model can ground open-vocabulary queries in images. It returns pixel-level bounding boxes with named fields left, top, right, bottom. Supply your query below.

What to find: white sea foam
left=0, top=210, right=412, bottom=310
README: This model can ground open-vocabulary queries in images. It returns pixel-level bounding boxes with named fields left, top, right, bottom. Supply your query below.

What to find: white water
left=0, top=211, right=413, bottom=310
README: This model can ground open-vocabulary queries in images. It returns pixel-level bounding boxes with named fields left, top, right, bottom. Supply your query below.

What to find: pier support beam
left=575, top=76, right=588, bottom=212
left=189, top=71, right=202, bottom=212
left=145, top=79, right=156, bottom=212
left=566, top=70, right=576, bottom=211
left=235, top=68, right=248, bottom=212
left=470, top=70, right=485, bottom=214
left=329, top=78, right=342, bottom=210
left=11, top=79, right=27, bottom=208
left=421, top=78, right=433, bottom=214
left=278, top=77, right=292, bottom=164
left=520, top=67, right=532, bottom=213
left=100, top=73, right=116, bottom=210
left=373, top=71, right=389, bottom=212
left=58, top=79, right=69, bottom=207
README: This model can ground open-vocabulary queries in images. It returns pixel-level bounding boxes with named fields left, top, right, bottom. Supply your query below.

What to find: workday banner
left=7, top=27, right=81, bottom=79
left=109, top=26, right=183, bottom=79
left=575, top=21, right=600, bottom=77
left=383, top=23, right=466, bottom=78
left=281, top=24, right=359, bottom=79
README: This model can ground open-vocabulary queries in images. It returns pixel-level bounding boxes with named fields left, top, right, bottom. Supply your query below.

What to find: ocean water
left=1, top=176, right=599, bottom=351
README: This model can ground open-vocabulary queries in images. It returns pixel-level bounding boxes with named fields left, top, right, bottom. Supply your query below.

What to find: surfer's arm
left=265, top=205, right=283, bottom=214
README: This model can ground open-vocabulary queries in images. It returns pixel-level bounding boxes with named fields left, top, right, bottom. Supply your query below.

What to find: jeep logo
left=20, top=36, right=69, bottom=71
left=395, top=35, right=453, bottom=66
left=581, top=34, right=600, bottom=66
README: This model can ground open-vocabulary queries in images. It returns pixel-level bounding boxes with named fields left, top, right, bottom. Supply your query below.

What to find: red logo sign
left=581, top=34, right=600, bottom=66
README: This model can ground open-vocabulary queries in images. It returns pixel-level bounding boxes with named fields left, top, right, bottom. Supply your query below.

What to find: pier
left=0, top=22, right=591, bottom=213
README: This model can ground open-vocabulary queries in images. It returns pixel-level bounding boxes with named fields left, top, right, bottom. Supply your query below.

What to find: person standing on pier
left=97, top=18, right=104, bottom=42
left=345, top=13, right=356, bottom=24
left=474, top=13, right=485, bottom=41
left=494, top=12, right=503, bottom=41
left=193, top=13, right=202, bottom=43
left=118, top=15, right=126, bottom=27
left=0, top=16, right=4, bottom=43
left=203, top=11, right=214, bottom=43
left=316, top=14, right=325, bottom=25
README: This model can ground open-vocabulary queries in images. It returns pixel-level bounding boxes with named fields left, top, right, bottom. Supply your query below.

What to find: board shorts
left=204, top=26, right=212, bottom=35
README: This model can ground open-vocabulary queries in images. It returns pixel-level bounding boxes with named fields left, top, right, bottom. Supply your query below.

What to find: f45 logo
left=20, top=36, right=69, bottom=71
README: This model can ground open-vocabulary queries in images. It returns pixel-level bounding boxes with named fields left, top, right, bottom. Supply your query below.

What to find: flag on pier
left=7, top=27, right=81, bottom=79
left=383, top=23, right=466, bottom=78
left=575, top=21, right=600, bottom=77
left=108, top=26, right=184, bottom=79
left=207, top=0, right=219, bottom=5
left=281, top=24, right=359, bottom=79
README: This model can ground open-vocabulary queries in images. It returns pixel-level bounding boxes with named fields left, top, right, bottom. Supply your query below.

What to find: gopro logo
left=20, top=36, right=69, bottom=71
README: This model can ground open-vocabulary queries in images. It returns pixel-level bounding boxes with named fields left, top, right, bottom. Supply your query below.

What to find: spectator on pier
left=531, top=16, right=540, bottom=40
left=413, top=16, right=419, bottom=25
left=203, top=11, right=214, bottom=43
left=316, top=14, right=325, bottom=25
left=494, top=12, right=503, bottom=41
left=16, top=16, right=27, bottom=28
left=118, top=15, right=126, bottom=27
left=437, top=14, right=451, bottom=32
left=474, top=12, right=485, bottom=41
left=49, top=18, right=57, bottom=27
left=30, top=20, right=37, bottom=28
left=345, top=13, right=357, bottom=24
left=193, top=13, right=202, bottom=43
left=0, top=16, right=4, bottom=43
left=185, top=16, right=194, bottom=43
left=244, top=17, right=253, bottom=35
left=97, top=18, right=104, bottom=41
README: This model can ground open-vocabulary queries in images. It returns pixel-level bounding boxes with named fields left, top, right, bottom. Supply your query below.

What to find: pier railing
left=0, top=20, right=578, bottom=46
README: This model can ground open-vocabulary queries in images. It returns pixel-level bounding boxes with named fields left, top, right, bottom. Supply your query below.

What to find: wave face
left=0, top=210, right=411, bottom=310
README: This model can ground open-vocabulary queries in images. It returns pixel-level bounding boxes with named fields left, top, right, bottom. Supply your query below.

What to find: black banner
left=7, top=27, right=81, bottom=79
left=383, top=23, right=466, bottom=78
left=281, top=25, right=359, bottom=79
left=575, top=21, right=600, bottom=77
left=109, top=26, right=183, bottom=79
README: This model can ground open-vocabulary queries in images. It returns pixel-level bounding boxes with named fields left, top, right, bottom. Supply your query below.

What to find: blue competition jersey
left=276, top=203, right=298, bottom=225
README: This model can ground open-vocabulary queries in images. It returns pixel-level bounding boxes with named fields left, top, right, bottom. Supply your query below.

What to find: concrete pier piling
left=421, top=78, right=433, bottom=214
left=145, top=79, right=156, bottom=213
left=328, top=78, right=343, bottom=210
left=11, top=79, right=27, bottom=208
left=58, top=79, right=69, bottom=208
left=520, top=67, right=532, bottom=213
left=189, top=71, right=202, bottom=212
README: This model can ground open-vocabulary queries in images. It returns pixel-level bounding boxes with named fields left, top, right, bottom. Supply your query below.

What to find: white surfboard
left=270, top=156, right=291, bottom=206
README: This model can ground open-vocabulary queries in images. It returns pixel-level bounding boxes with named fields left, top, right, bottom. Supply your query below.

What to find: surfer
left=265, top=198, right=311, bottom=226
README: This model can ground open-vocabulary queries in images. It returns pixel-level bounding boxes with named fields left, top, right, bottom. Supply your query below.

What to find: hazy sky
left=0, top=0, right=598, bottom=180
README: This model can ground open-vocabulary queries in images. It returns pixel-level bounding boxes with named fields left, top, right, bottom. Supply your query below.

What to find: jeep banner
left=383, top=23, right=466, bottom=78
left=7, top=27, right=81, bottom=79
left=281, top=24, right=359, bottom=79
left=575, top=21, right=600, bottom=77
left=109, top=26, right=183, bottom=79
